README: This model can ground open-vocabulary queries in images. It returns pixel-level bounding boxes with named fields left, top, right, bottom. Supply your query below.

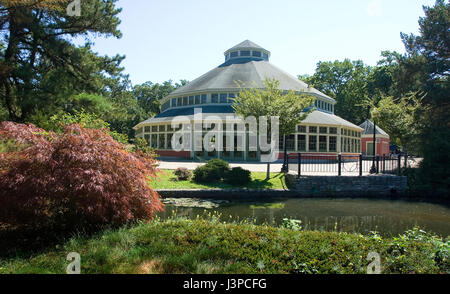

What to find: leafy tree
left=133, top=80, right=189, bottom=115
left=370, top=94, right=422, bottom=153
left=397, top=0, right=450, bottom=194
left=48, top=109, right=129, bottom=144
left=233, top=78, right=314, bottom=174
left=105, top=77, right=148, bottom=138
left=0, top=0, right=123, bottom=122
left=299, top=59, right=371, bottom=124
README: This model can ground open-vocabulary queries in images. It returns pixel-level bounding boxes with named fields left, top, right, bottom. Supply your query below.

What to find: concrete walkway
left=157, top=160, right=283, bottom=173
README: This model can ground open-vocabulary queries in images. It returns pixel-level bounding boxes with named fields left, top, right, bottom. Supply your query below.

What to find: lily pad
left=163, top=198, right=229, bottom=209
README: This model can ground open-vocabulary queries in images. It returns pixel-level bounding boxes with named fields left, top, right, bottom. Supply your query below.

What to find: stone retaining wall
left=156, top=174, right=407, bottom=199
left=288, top=174, right=407, bottom=197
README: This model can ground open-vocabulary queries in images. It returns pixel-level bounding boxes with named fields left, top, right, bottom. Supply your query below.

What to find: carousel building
left=134, top=40, right=363, bottom=161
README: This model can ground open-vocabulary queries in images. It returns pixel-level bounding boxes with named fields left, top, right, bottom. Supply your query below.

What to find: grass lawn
left=0, top=218, right=447, bottom=274
left=149, top=170, right=289, bottom=190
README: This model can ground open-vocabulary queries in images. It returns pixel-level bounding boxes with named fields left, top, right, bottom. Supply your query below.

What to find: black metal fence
left=287, top=153, right=410, bottom=177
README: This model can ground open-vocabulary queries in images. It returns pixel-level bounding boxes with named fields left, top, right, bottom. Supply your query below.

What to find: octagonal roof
left=170, top=41, right=334, bottom=103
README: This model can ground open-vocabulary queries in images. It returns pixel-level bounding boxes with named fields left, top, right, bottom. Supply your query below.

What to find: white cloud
left=367, top=0, right=382, bottom=17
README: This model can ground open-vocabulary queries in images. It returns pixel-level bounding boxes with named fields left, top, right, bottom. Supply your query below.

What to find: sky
left=82, top=0, right=437, bottom=86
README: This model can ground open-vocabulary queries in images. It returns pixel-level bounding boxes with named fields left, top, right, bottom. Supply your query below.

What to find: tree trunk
left=1, top=8, right=20, bottom=121
left=282, top=134, right=288, bottom=172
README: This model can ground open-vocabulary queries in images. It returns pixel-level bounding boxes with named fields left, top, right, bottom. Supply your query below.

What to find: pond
left=157, top=198, right=450, bottom=237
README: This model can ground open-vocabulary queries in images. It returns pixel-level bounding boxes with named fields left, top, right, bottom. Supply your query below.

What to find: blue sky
left=84, top=0, right=437, bottom=85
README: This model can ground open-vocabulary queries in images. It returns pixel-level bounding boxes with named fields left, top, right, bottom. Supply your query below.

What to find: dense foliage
left=224, top=167, right=252, bottom=186
left=300, top=0, right=449, bottom=195
left=193, top=159, right=230, bottom=183
left=299, top=59, right=371, bottom=125
left=233, top=79, right=314, bottom=137
left=0, top=122, right=163, bottom=232
left=0, top=219, right=447, bottom=274
left=0, top=0, right=188, bottom=138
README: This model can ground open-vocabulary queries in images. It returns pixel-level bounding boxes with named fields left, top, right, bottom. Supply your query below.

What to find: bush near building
left=225, top=167, right=252, bottom=186
left=193, top=159, right=230, bottom=183
left=174, top=167, right=192, bottom=181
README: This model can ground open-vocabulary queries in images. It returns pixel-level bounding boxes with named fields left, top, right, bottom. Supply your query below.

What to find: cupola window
left=252, top=51, right=262, bottom=57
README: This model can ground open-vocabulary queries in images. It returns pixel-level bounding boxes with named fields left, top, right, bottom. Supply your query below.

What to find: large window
left=240, top=50, right=250, bottom=56
left=329, top=136, right=337, bottom=152
left=286, top=135, right=295, bottom=151
left=279, top=135, right=284, bottom=150
left=151, top=134, right=157, bottom=148
left=220, top=94, right=228, bottom=103
left=212, top=94, right=219, bottom=103
left=297, top=135, right=306, bottom=151
left=228, top=93, right=235, bottom=103
left=158, top=134, right=166, bottom=149
left=298, top=125, right=306, bottom=133
left=230, top=51, right=238, bottom=58
left=252, top=51, right=261, bottom=57
left=309, top=136, right=317, bottom=151
left=319, top=136, right=327, bottom=152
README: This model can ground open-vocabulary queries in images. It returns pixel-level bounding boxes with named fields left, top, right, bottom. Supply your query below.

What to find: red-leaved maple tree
left=0, top=122, right=163, bottom=231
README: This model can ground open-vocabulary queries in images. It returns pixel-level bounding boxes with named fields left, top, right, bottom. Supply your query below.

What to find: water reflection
left=157, top=198, right=450, bottom=237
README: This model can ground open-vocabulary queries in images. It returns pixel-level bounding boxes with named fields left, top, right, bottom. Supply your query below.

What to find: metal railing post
left=404, top=153, right=408, bottom=169
left=376, top=155, right=380, bottom=174
left=382, top=154, right=386, bottom=174
left=397, top=155, right=402, bottom=175
left=286, top=153, right=290, bottom=174
left=359, top=154, right=363, bottom=177
left=298, top=153, right=301, bottom=178
left=338, top=154, right=342, bottom=176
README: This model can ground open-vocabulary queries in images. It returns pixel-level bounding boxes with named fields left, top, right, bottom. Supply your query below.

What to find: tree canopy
left=233, top=78, right=314, bottom=136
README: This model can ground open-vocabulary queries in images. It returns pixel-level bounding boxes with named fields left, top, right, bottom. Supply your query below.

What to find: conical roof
left=359, top=120, right=389, bottom=137
left=170, top=40, right=334, bottom=102
left=226, top=40, right=267, bottom=51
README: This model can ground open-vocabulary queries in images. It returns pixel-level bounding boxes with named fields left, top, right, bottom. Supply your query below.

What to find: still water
left=157, top=198, right=450, bottom=237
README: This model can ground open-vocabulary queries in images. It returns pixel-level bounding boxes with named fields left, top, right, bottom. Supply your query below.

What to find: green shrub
left=174, top=168, right=192, bottom=181
left=193, top=165, right=222, bottom=183
left=205, top=159, right=230, bottom=178
left=49, top=110, right=130, bottom=144
left=193, top=159, right=230, bottom=183
left=224, top=167, right=251, bottom=186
